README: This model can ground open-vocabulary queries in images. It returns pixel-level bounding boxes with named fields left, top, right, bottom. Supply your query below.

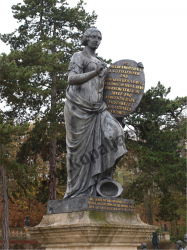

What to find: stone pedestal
left=29, top=211, right=156, bottom=250
left=24, top=226, right=31, bottom=239
left=163, top=233, right=170, bottom=241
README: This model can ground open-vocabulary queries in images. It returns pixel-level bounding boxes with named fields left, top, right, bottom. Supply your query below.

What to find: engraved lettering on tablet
left=104, top=59, right=145, bottom=118
left=87, top=197, right=134, bottom=213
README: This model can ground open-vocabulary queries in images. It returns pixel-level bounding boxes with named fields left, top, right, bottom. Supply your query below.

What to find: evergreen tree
left=124, top=82, right=186, bottom=231
left=0, top=0, right=97, bottom=200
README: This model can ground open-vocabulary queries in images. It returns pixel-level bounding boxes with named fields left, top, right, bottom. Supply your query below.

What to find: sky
left=0, top=0, right=187, bottom=100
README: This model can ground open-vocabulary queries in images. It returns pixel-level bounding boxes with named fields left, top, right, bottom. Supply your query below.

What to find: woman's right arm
left=68, top=64, right=104, bottom=85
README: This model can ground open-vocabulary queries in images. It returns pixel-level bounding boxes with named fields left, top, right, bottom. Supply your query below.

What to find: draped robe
left=64, top=49, right=127, bottom=198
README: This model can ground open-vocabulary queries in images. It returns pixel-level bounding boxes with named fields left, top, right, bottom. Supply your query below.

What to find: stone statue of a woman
left=64, top=27, right=127, bottom=198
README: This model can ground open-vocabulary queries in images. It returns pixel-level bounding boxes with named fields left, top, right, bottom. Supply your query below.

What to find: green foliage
left=157, top=194, right=180, bottom=222
left=170, top=234, right=185, bottom=244
left=0, top=0, right=98, bottom=200
left=0, top=113, right=37, bottom=197
left=56, top=161, right=67, bottom=187
left=157, top=227, right=162, bottom=233
left=123, top=82, right=186, bottom=224
left=0, top=0, right=98, bottom=122
left=35, top=179, right=49, bottom=204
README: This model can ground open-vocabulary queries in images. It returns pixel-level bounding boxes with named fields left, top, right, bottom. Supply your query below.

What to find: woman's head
left=82, top=27, right=102, bottom=46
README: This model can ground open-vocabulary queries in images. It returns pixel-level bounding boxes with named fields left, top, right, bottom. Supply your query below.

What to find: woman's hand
left=68, top=62, right=106, bottom=85
left=95, top=63, right=105, bottom=75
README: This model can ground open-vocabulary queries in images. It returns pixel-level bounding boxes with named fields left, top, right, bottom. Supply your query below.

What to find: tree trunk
left=48, top=69, right=57, bottom=200
left=155, top=200, right=163, bottom=230
left=0, top=164, right=9, bottom=250
left=170, top=219, right=175, bottom=237
left=180, top=138, right=186, bottom=158
left=174, top=217, right=179, bottom=236
left=48, top=26, right=57, bottom=201
left=39, top=0, right=44, bottom=37
left=144, top=190, right=153, bottom=225
left=48, top=127, right=57, bottom=200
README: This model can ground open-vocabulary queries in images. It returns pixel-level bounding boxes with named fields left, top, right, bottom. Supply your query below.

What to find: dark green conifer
left=124, top=82, right=186, bottom=228
left=0, top=0, right=97, bottom=200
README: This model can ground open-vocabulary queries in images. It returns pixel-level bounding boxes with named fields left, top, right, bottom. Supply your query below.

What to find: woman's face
left=87, top=31, right=102, bottom=50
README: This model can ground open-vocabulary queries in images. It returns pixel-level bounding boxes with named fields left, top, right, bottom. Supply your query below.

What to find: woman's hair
left=81, top=27, right=102, bottom=46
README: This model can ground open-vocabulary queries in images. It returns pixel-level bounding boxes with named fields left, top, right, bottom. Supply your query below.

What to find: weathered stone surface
left=47, top=196, right=134, bottom=214
left=29, top=211, right=157, bottom=250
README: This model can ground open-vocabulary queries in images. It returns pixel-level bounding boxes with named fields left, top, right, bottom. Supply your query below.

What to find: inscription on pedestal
left=88, top=197, right=134, bottom=213
left=103, top=59, right=145, bottom=118
left=47, top=196, right=134, bottom=214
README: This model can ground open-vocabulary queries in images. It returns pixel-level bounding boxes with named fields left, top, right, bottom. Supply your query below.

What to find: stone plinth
left=162, top=232, right=170, bottom=241
left=24, top=226, right=31, bottom=239
left=29, top=211, right=156, bottom=250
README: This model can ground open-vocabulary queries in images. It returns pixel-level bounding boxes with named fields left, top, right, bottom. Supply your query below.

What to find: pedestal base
left=29, top=211, right=156, bottom=250
left=44, top=245, right=139, bottom=250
